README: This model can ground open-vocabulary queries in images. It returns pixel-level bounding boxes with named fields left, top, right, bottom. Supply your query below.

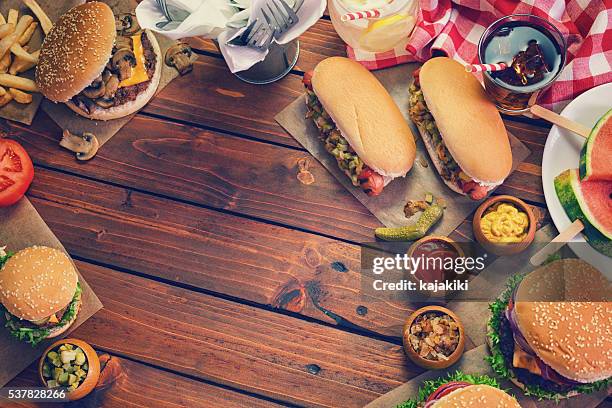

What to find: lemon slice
left=358, top=14, right=415, bottom=52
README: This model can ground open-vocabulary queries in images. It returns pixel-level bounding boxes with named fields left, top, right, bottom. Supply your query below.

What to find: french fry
left=9, top=88, right=32, bottom=104
left=0, top=73, right=38, bottom=92
left=0, top=53, right=10, bottom=73
left=9, top=49, right=38, bottom=75
left=10, top=43, right=37, bottom=63
left=0, top=86, right=6, bottom=97
left=0, top=33, right=18, bottom=61
left=14, top=15, right=34, bottom=39
left=0, top=92, right=13, bottom=108
left=0, top=16, right=32, bottom=60
left=0, top=12, right=6, bottom=25
left=19, top=22, right=37, bottom=46
left=22, top=0, right=53, bottom=35
left=0, top=23, right=14, bottom=39
left=7, top=10, right=18, bottom=27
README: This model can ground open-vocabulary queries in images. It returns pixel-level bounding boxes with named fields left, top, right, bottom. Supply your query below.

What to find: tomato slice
left=0, top=139, right=34, bottom=207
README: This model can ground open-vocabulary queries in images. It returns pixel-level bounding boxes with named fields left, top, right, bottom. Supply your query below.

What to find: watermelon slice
left=580, top=108, right=612, bottom=181
left=554, top=169, right=612, bottom=257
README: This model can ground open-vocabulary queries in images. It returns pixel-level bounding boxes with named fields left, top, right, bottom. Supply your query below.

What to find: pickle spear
left=375, top=204, right=444, bottom=241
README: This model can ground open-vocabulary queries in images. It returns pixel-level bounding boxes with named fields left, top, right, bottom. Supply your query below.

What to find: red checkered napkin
left=347, top=0, right=612, bottom=112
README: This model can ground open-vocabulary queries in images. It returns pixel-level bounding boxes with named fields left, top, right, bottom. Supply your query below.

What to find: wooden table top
left=5, top=13, right=594, bottom=408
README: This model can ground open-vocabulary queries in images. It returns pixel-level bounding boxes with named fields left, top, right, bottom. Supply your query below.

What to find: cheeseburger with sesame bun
left=396, top=371, right=521, bottom=408
left=488, top=259, right=612, bottom=399
left=36, top=2, right=162, bottom=121
left=0, top=246, right=81, bottom=346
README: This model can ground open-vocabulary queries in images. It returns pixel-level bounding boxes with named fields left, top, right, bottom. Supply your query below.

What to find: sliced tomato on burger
left=303, top=71, right=314, bottom=90
left=425, top=381, right=471, bottom=403
left=0, top=139, right=34, bottom=207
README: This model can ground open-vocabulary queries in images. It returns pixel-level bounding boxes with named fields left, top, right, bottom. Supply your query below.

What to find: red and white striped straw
left=464, top=62, right=508, bottom=73
left=340, top=9, right=381, bottom=22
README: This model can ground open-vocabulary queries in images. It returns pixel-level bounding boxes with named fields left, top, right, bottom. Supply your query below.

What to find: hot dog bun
left=419, top=57, right=512, bottom=184
left=311, top=57, right=416, bottom=178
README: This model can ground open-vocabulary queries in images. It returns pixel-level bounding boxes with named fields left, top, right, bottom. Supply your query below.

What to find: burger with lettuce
left=396, top=371, right=520, bottom=408
left=487, top=258, right=611, bottom=400
left=0, top=246, right=82, bottom=346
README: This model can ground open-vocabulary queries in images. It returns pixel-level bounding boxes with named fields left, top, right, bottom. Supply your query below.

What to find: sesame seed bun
left=431, top=384, right=521, bottom=407
left=311, top=57, right=416, bottom=178
left=514, top=259, right=612, bottom=383
left=0, top=246, right=79, bottom=322
left=419, top=57, right=512, bottom=184
left=65, top=29, right=163, bottom=121
left=36, top=2, right=116, bottom=103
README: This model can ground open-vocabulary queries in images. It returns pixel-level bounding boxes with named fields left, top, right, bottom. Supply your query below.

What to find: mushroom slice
left=74, top=97, right=96, bottom=114
left=115, top=36, right=132, bottom=51
left=103, top=75, right=120, bottom=99
left=112, top=48, right=136, bottom=81
left=116, top=13, right=140, bottom=36
left=165, top=43, right=194, bottom=76
left=95, top=98, right=115, bottom=109
left=60, top=130, right=100, bottom=161
left=82, top=80, right=105, bottom=99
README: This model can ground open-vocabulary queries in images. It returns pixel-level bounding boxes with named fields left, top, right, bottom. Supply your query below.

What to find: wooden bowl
left=39, top=338, right=100, bottom=401
left=402, top=305, right=465, bottom=370
left=472, top=195, right=536, bottom=256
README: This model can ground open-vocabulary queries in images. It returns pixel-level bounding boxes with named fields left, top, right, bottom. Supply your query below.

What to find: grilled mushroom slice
left=116, top=13, right=140, bottom=36
left=103, top=75, right=120, bottom=99
left=74, top=96, right=96, bottom=114
left=165, top=43, right=193, bottom=75
left=82, top=80, right=106, bottom=99
left=60, top=130, right=100, bottom=161
left=95, top=98, right=115, bottom=109
left=112, top=48, right=136, bottom=81
left=115, top=36, right=132, bottom=51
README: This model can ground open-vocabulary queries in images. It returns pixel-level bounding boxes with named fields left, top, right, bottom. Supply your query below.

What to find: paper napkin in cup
left=218, top=0, right=325, bottom=72
left=136, top=0, right=236, bottom=40
left=137, top=0, right=325, bottom=73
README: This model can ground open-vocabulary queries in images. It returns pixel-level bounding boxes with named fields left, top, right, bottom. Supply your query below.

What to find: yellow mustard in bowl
left=480, top=203, right=529, bottom=243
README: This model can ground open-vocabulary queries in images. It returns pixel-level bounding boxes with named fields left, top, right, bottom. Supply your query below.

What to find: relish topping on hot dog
left=303, top=73, right=385, bottom=196
left=408, top=74, right=488, bottom=200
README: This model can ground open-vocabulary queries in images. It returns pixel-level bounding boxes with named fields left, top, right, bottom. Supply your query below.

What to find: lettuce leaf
left=395, top=371, right=503, bottom=408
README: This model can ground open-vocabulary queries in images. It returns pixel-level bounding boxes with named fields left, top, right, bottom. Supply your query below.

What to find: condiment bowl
left=473, top=195, right=536, bottom=256
left=402, top=305, right=465, bottom=370
left=39, top=338, right=100, bottom=401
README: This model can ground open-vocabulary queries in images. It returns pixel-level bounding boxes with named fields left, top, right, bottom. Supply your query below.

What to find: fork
left=261, top=0, right=299, bottom=39
left=227, top=18, right=274, bottom=49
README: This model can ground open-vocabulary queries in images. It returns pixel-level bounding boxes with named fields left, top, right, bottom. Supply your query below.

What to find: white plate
left=542, top=82, right=612, bottom=275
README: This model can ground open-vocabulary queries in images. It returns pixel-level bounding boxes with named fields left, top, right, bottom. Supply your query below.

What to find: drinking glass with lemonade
left=328, top=0, right=418, bottom=53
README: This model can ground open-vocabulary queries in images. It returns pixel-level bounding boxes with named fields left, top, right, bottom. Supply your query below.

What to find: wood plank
left=5, top=357, right=282, bottom=408
left=27, top=167, right=414, bottom=337
left=10, top=113, right=381, bottom=242
left=9, top=112, right=546, bottom=249
left=143, top=55, right=305, bottom=148
left=67, top=260, right=421, bottom=407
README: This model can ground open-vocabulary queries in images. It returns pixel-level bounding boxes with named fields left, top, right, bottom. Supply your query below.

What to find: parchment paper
left=275, top=63, right=531, bottom=234
left=365, top=345, right=611, bottom=408
left=0, top=199, right=103, bottom=387
left=39, top=0, right=198, bottom=147
left=0, top=1, right=82, bottom=125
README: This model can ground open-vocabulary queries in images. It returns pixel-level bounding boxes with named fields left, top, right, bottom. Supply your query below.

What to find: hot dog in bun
left=303, top=57, right=416, bottom=196
left=408, top=57, right=512, bottom=200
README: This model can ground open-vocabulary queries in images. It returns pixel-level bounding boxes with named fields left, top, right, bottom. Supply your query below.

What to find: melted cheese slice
left=118, top=34, right=149, bottom=88
left=513, top=341, right=542, bottom=376
left=48, top=313, right=59, bottom=324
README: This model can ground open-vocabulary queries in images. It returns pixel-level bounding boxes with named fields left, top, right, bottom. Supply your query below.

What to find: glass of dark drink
left=478, top=14, right=566, bottom=114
